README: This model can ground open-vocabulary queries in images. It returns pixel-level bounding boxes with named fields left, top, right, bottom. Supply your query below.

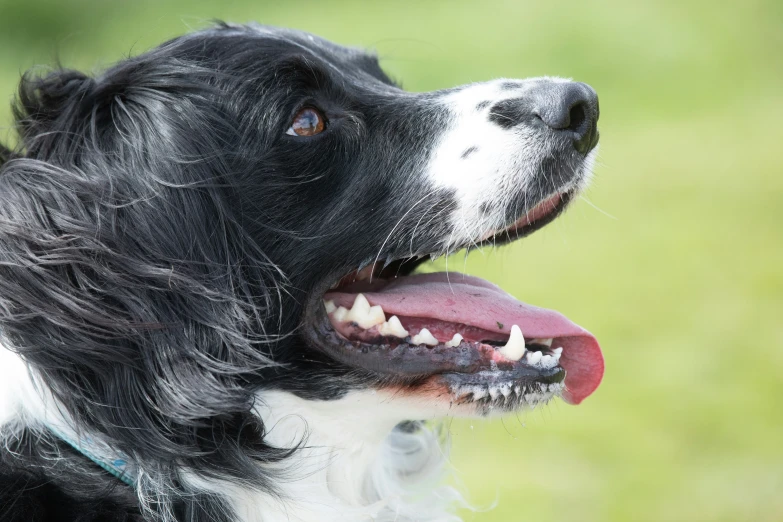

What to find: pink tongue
left=325, top=272, right=604, bottom=404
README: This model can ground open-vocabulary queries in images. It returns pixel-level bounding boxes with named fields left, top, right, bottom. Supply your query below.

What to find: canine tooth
left=530, top=338, right=553, bottom=347
left=553, top=347, right=563, bottom=357
left=350, top=293, right=370, bottom=313
left=346, top=294, right=386, bottom=329
left=497, top=325, right=526, bottom=361
left=411, top=328, right=438, bottom=346
left=323, top=300, right=336, bottom=314
left=445, top=333, right=464, bottom=348
left=527, top=351, right=542, bottom=365
left=378, top=316, right=409, bottom=337
left=333, top=306, right=349, bottom=322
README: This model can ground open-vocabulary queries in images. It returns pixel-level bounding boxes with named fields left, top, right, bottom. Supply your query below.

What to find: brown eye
left=286, top=107, right=326, bottom=137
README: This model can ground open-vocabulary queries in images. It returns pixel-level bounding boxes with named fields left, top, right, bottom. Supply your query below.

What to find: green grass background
left=1, top=1, right=781, bottom=520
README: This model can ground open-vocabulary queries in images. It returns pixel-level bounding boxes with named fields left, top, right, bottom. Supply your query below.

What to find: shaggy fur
left=0, top=22, right=600, bottom=522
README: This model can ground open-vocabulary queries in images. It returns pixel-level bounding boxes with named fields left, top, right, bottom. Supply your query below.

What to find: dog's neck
left=220, top=389, right=461, bottom=522
left=0, top=344, right=462, bottom=521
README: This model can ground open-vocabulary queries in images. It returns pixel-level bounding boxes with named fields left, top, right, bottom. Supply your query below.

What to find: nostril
left=567, top=102, right=587, bottom=133
left=527, top=81, right=599, bottom=154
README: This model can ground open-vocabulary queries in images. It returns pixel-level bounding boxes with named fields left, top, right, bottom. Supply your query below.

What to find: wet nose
left=489, top=81, right=600, bottom=154
left=531, top=81, right=600, bottom=154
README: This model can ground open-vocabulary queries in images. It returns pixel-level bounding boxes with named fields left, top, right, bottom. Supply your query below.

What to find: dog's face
left=175, top=25, right=604, bottom=411
left=1, top=23, right=603, bottom=449
left=0, top=25, right=608, bottom=515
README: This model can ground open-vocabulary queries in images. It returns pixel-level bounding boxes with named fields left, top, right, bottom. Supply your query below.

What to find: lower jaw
left=438, top=368, right=565, bottom=413
left=303, top=311, right=566, bottom=412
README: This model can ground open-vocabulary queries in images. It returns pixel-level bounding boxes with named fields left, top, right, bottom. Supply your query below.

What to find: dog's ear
left=0, top=64, right=297, bottom=495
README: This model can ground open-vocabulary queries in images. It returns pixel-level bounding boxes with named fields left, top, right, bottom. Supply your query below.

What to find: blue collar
left=46, top=423, right=137, bottom=487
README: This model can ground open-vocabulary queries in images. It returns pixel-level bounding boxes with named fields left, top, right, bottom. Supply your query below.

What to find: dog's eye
left=286, top=107, right=326, bottom=137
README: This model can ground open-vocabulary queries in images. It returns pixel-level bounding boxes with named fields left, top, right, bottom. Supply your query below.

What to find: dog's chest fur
left=207, top=391, right=462, bottom=522
left=0, top=346, right=461, bottom=521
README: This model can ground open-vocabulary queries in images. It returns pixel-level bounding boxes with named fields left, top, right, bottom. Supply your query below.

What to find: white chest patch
left=212, top=390, right=465, bottom=522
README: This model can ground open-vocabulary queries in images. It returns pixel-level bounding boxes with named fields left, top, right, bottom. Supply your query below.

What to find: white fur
left=185, top=390, right=466, bottom=522
left=426, top=77, right=596, bottom=250
left=0, top=341, right=30, bottom=428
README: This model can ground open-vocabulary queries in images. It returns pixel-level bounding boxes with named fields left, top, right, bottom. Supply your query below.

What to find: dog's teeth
left=378, top=316, right=409, bottom=338
left=553, top=347, right=563, bottom=357
left=332, top=306, right=349, bottom=322
left=530, top=337, right=553, bottom=347
left=527, top=350, right=542, bottom=365
left=488, top=387, right=500, bottom=400
left=350, top=293, right=371, bottom=313
left=500, top=385, right=512, bottom=398
left=411, top=328, right=438, bottom=346
left=497, top=325, right=526, bottom=361
left=345, top=294, right=386, bottom=328
left=323, top=300, right=336, bottom=314
left=445, top=333, right=464, bottom=348
left=540, top=354, right=556, bottom=368
left=364, top=305, right=386, bottom=328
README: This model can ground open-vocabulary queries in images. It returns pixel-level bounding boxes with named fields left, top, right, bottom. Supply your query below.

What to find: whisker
left=371, top=189, right=439, bottom=282
left=578, top=194, right=618, bottom=220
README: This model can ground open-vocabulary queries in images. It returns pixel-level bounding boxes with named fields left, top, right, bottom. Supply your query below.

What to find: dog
left=0, top=23, right=604, bottom=522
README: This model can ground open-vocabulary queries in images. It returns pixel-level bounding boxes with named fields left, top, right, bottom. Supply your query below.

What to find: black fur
left=0, top=23, right=460, bottom=521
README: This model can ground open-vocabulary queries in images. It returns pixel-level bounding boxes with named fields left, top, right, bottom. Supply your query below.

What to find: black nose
left=532, top=81, right=599, bottom=154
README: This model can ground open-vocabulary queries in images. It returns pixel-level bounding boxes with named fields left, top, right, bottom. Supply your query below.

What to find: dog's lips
left=323, top=272, right=604, bottom=404
left=478, top=192, right=565, bottom=242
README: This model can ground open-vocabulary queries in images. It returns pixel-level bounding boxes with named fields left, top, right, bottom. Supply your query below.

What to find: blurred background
left=0, top=1, right=780, bottom=520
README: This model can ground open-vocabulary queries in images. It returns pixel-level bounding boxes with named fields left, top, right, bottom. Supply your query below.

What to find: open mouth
left=303, top=189, right=604, bottom=410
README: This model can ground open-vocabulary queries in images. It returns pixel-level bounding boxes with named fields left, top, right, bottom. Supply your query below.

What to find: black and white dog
left=0, top=23, right=604, bottom=522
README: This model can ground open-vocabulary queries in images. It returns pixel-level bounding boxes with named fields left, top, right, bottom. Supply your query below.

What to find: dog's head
left=0, top=22, right=602, bottom=483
